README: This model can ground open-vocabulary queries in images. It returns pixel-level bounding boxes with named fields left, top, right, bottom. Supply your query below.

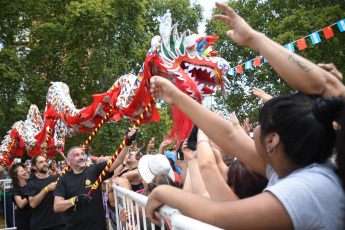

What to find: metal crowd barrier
left=106, top=181, right=223, bottom=230
left=0, top=179, right=16, bottom=230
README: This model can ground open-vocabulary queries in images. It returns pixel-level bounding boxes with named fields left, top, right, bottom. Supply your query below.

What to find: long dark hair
left=260, top=93, right=345, bottom=184
left=227, top=160, right=268, bottom=199
left=147, top=173, right=182, bottom=193
left=9, top=163, right=25, bottom=187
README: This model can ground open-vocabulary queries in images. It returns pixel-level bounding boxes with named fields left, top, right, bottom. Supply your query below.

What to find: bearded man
left=24, top=155, right=66, bottom=230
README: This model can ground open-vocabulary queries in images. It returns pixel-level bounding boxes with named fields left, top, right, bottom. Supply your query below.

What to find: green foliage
left=0, top=47, right=28, bottom=137
left=206, top=0, right=345, bottom=123
left=0, top=0, right=200, bottom=159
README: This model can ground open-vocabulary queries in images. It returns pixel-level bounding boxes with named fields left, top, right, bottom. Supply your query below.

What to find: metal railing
left=0, top=179, right=16, bottom=230
left=108, top=181, right=223, bottom=230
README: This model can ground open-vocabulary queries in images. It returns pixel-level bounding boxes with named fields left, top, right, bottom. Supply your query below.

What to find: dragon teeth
left=197, top=83, right=204, bottom=93
left=210, top=71, right=216, bottom=79
left=188, top=64, right=195, bottom=71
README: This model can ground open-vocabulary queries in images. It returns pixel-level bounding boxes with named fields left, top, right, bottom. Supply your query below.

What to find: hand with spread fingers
left=213, top=2, right=260, bottom=49
left=252, top=87, right=273, bottom=103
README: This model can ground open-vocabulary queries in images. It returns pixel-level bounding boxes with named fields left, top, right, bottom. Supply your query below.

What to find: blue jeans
left=1, top=195, right=14, bottom=227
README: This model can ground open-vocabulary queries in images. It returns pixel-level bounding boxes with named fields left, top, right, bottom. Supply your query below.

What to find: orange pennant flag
left=322, top=26, right=334, bottom=39
left=297, top=38, right=307, bottom=51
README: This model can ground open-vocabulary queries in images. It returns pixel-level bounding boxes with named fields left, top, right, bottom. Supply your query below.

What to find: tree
left=206, top=0, right=345, bottom=123
left=0, top=0, right=203, bottom=158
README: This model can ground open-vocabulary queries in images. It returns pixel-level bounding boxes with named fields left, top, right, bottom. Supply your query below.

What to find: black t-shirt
left=54, top=161, right=111, bottom=230
left=12, top=184, right=32, bottom=230
left=23, top=174, right=66, bottom=230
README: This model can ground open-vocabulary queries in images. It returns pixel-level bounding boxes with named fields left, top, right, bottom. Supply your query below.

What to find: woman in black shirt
left=9, top=163, right=32, bottom=230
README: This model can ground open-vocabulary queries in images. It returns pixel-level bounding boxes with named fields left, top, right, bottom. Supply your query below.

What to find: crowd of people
left=0, top=2, right=345, bottom=230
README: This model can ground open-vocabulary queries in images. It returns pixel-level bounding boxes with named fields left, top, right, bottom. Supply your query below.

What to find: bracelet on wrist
left=44, top=186, right=48, bottom=192
left=70, top=197, right=75, bottom=205
left=197, top=140, right=210, bottom=145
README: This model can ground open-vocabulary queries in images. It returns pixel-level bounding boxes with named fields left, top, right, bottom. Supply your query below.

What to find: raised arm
left=158, top=138, right=175, bottom=155
left=183, top=141, right=209, bottom=197
left=214, top=2, right=345, bottom=100
left=108, top=145, right=129, bottom=173
left=108, top=127, right=138, bottom=173
left=149, top=76, right=266, bottom=176
left=197, top=131, right=238, bottom=201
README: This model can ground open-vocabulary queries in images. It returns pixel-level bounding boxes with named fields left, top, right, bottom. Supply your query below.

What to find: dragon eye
left=197, top=38, right=207, bottom=55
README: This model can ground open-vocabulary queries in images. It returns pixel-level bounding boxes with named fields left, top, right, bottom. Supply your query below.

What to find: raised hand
left=252, top=87, right=273, bottom=103
left=213, top=2, right=260, bottom=49
left=150, top=76, right=180, bottom=105
left=241, top=118, right=253, bottom=135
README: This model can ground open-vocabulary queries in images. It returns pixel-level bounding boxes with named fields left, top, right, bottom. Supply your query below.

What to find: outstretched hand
left=213, top=2, right=259, bottom=49
left=150, top=76, right=179, bottom=105
left=160, top=137, right=175, bottom=149
left=252, top=87, right=273, bottom=103
left=126, top=127, right=139, bottom=146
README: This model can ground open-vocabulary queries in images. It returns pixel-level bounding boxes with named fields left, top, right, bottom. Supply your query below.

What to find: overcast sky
left=194, top=0, right=227, bottom=35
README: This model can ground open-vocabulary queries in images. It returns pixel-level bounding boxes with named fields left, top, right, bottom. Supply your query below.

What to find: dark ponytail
left=260, top=93, right=344, bottom=167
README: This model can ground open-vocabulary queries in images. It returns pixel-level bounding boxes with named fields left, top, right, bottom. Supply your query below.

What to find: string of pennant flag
left=228, top=18, right=345, bottom=75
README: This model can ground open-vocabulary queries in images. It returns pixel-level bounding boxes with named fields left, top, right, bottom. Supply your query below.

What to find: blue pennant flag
left=228, top=68, right=235, bottom=75
left=245, top=61, right=252, bottom=69
left=285, top=43, right=295, bottom=52
left=338, top=19, right=345, bottom=32
left=310, top=32, right=321, bottom=45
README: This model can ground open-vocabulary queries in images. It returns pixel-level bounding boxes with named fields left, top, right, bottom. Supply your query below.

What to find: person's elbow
left=17, top=203, right=26, bottom=209
left=29, top=201, right=38, bottom=209
left=198, top=158, right=215, bottom=172
left=53, top=197, right=64, bottom=213
left=54, top=202, right=64, bottom=213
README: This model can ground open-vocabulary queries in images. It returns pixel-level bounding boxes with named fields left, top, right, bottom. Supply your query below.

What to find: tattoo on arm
left=288, top=54, right=313, bottom=72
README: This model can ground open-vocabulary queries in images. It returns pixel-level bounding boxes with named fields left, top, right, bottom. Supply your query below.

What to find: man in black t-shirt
left=24, top=155, right=66, bottom=230
left=54, top=128, right=137, bottom=230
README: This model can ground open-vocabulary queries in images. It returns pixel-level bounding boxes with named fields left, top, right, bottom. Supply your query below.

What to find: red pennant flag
left=297, top=38, right=307, bottom=50
left=322, top=26, right=334, bottom=39
left=236, top=65, right=243, bottom=73
left=253, top=57, right=261, bottom=67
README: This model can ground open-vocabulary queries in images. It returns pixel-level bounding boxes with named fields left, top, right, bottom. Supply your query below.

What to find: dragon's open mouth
left=180, top=61, right=220, bottom=97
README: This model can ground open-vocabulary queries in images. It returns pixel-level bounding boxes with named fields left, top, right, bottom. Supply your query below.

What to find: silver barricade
left=0, top=179, right=16, bottom=230
left=105, top=181, right=223, bottom=230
